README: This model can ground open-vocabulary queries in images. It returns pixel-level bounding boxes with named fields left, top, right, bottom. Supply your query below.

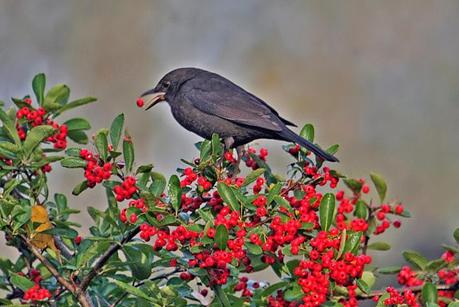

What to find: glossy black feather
left=147, top=67, right=338, bottom=162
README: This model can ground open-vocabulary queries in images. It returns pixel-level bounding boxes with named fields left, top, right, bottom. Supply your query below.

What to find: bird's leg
left=236, top=145, right=245, bottom=167
left=223, top=137, right=235, bottom=150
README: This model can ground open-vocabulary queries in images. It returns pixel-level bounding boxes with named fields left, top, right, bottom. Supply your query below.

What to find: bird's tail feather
left=280, top=129, right=339, bottom=162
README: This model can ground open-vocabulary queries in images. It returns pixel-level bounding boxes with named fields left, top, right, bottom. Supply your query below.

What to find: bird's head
left=140, top=67, right=203, bottom=110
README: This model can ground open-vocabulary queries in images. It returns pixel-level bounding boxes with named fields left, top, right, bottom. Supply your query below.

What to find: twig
left=20, top=235, right=92, bottom=307
left=54, top=235, right=73, bottom=258
left=356, top=282, right=459, bottom=300
left=77, top=226, right=140, bottom=293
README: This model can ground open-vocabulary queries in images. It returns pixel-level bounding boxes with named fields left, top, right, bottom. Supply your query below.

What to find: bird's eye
left=163, top=81, right=171, bottom=89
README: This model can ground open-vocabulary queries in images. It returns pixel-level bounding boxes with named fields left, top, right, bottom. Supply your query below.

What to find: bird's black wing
left=183, top=77, right=285, bottom=132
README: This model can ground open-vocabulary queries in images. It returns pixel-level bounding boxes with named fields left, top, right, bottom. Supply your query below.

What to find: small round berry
left=136, top=98, right=144, bottom=107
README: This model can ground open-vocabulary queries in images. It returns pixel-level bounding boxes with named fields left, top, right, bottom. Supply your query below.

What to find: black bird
left=141, top=67, right=338, bottom=162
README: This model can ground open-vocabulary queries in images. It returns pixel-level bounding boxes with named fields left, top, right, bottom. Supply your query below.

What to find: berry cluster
left=139, top=224, right=199, bottom=252
left=16, top=99, right=69, bottom=149
left=253, top=177, right=265, bottom=194
left=234, top=276, right=260, bottom=297
left=381, top=287, right=418, bottom=307
left=304, top=165, right=338, bottom=188
left=80, top=149, right=112, bottom=187
left=397, top=266, right=423, bottom=286
left=244, top=147, right=268, bottom=169
left=181, top=194, right=203, bottom=212
left=181, top=167, right=198, bottom=187
left=22, top=269, right=51, bottom=302
left=113, top=176, right=138, bottom=201
left=23, top=284, right=51, bottom=302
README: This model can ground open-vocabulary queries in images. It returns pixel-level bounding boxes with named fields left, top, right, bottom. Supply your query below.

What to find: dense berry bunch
left=113, top=176, right=138, bottom=201
left=382, top=287, right=419, bottom=307
left=21, top=270, right=51, bottom=302
left=23, top=284, right=51, bottom=302
left=80, top=148, right=112, bottom=187
left=15, top=98, right=69, bottom=149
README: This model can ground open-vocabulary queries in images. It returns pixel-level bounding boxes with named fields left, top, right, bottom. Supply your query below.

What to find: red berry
left=362, top=185, right=370, bottom=193
left=74, top=235, right=82, bottom=245
left=136, top=98, right=144, bottom=107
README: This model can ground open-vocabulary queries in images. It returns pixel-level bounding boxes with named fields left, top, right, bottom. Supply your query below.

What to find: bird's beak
left=141, top=89, right=166, bottom=110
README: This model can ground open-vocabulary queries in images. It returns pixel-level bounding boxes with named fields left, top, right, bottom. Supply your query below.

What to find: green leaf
left=60, top=157, right=87, bottom=168
left=22, top=125, right=55, bottom=158
left=267, top=183, right=282, bottom=205
left=343, top=231, right=362, bottom=255
left=377, top=266, right=401, bottom=274
left=370, top=172, right=387, bottom=202
left=273, top=195, right=293, bottom=213
left=72, top=181, right=89, bottom=195
left=284, top=283, right=303, bottom=302
left=168, top=175, right=181, bottom=213
left=326, top=144, right=340, bottom=155
left=0, top=142, right=19, bottom=159
left=64, top=118, right=91, bottom=131
left=214, top=285, right=231, bottom=307
left=197, top=209, right=214, bottom=224
left=242, top=168, right=265, bottom=187
left=0, top=108, right=20, bottom=144
left=95, top=129, right=109, bottom=162
left=354, top=200, right=368, bottom=219
left=215, top=224, right=229, bottom=250
left=425, top=259, right=447, bottom=272
left=245, top=243, right=263, bottom=255
left=110, top=114, right=124, bottom=150
left=402, top=250, right=428, bottom=270
left=32, top=73, right=46, bottom=105
left=136, top=164, right=154, bottom=175
left=300, top=123, right=314, bottom=142
left=150, top=172, right=166, bottom=197
left=217, top=182, right=240, bottom=212
left=356, top=279, right=370, bottom=294
left=367, top=241, right=391, bottom=251
left=319, top=193, right=335, bottom=231
left=54, top=97, right=97, bottom=116
left=361, top=271, right=375, bottom=290
left=336, top=228, right=347, bottom=259
left=260, top=281, right=288, bottom=298
left=10, top=273, right=35, bottom=291
left=43, top=84, right=70, bottom=111
left=123, top=244, right=154, bottom=280
left=454, top=228, right=459, bottom=244
left=211, top=133, right=223, bottom=159
left=343, top=178, right=362, bottom=194
left=123, top=136, right=134, bottom=173
left=114, top=280, right=156, bottom=302
left=199, top=140, right=211, bottom=162
left=422, top=282, right=438, bottom=304
left=67, top=130, right=88, bottom=144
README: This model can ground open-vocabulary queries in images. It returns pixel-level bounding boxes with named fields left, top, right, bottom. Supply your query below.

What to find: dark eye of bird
left=164, top=81, right=171, bottom=89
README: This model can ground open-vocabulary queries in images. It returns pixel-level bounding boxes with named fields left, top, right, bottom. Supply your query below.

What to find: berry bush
left=0, top=74, right=457, bottom=306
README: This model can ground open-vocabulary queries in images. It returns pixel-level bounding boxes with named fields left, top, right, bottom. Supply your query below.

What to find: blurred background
left=0, top=0, right=458, bottom=287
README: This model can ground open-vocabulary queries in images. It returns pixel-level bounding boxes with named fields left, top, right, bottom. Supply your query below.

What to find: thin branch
left=20, top=235, right=92, bottom=307
left=77, top=225, right=140, bottom=293
left=54, top=235, right=73, bottom=258
left=356, top=282, right=459, bottom=300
